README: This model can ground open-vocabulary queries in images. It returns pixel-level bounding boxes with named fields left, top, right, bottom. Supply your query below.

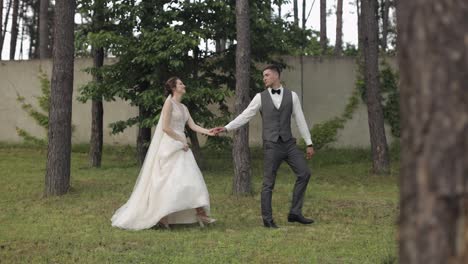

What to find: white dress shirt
left=225, top=86, right=313, bottom=145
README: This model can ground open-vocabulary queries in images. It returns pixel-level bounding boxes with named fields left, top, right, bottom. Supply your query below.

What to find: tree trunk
left=9, top=0, right=19, bottom=60
left=136, top=106, right=152, bottom=165
left=29, top=0, right=40, bottom=59
left=215, top=39, right=226, bottom=53
left=361, top=0, right=390, bottom=174
left=320, top=0, right=327, bottom=53
left=89, top=0, right=105, bottom=167
left=0, top=0, right=13, bottom=56
left=44, top=0, right=75, bottom=197
left=334, top=0, right=343, bottom=56
left=233, top=0, right=252, bottom=195
left=89, top=47, right=104, bottom=167
left=39, top=0, right=51, bottom=58
left=278, top=0, right=281, bottom=18
left=293, top=0, right=298, bottom=26
left=380, top=0, right=389, bottom=51
left=356, top=0, right=364, bottom=52
left=187, top=129, right=204, bottom=169
left=0, top=0, right=3, bottom=57
left=398, top=1, right=468, bottom=263
left=301, top=0, right=306, bottom=29
left=266, top=0, right=271, bottom=20
left=17, top=0, right=26, bottom=59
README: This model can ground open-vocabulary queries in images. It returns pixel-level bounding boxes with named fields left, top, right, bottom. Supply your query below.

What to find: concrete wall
left=0, top=57, right=395, bottom=147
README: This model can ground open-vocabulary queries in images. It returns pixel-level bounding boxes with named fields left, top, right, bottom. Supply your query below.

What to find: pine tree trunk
left=320, top=0, right=327, bottom=53
left=266, top=0, right=271, bottom=20
left=380, top=0, right=389, bottom=51
left=18, top=0, right=25, bottom=59
left=39, top=0, right=51, bottom=58
left=0, top=0, right=13, bottom=56
left=233, top=0, right=252, bottom=195
left=398, top=1, right=468, bottom=263
left=187, top=129, right=204, bottom=169
left=136, top=106, right=152, bottom=165
left=29, top=0, right=40, bottom=59
left=89, top=47, right=104, bottom=167
left=44, top=0, right=75, bottom=197
left=301, top=0, right=306, bottom=29
left=334, top=0, right=343, bottom=56
left=356, top=0, right=364, bottom=52
left=0, top=0, right=3, bottom=57
left=9, top=0, right=19, bottom=60
left=215, top=39, right=226, bottom=53
left=361, top=0, right=390, bottom=174
left=293, top=0, right=298, bottom=26
left=89, top=0, right=105, bottom=167
left=278, top=0, right=282, bottom=18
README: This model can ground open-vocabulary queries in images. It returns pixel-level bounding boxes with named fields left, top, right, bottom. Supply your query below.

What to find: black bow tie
left=271, top=89, right=281, bottom=95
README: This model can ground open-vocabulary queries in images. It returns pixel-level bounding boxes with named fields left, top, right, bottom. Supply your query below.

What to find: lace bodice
left=169, top=99, right=189, bottom=134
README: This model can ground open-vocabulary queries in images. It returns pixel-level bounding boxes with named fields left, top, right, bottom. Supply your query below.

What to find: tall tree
left=293, top=0, right=298, bottom=26
left=398, top=1, right=468, bottom=263
left=39, top=0, right=51, bottom=58
left=356, top=0, right=364, bottom=52
left=232, top=0, right=252, bottom=194
left=88, top=0, right=105, bottom=168
left=320, top=0, right=327, bottom=53
left=334, top=0, right=343, bottom=55
left=277, top=0, right=281, bottom=18
left=9, top=0, right=19, bottom=59
left=380, top=0, right=389, bottom=51
left=0, top=0, right=13, bottom=56
left=361, top=0, right=390, bottom=174
left=44, top=0, right=75, bottom=196
left=26, top=0, right=41, bottom=59
left=17, top=0, right=26, bottom=59
left=0, top=0, right=3, bottom=58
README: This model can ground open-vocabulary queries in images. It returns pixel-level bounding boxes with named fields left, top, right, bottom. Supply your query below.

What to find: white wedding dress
left=111, top=95, right=211, bottom=230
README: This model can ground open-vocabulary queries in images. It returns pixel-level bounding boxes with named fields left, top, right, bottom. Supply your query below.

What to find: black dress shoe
left=263, top=220, right=279, bottom=228
left=287, top=214, right=314, bottom=224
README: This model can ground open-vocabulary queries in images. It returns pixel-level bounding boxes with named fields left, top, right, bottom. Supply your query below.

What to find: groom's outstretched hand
left=209, top=127, right=226, bottom=136
left=306, top=146, right=315, bottom=160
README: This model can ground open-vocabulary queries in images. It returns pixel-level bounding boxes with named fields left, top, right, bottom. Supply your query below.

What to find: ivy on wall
left=16, top=69, right=75, bottom=145
left=357, top=59, right=400, bottom=138
left=307, top=58, right=400, bottom=150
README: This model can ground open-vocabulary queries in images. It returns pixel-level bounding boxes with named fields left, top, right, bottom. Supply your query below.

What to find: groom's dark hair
left=263, top=64, right=281, bottom=77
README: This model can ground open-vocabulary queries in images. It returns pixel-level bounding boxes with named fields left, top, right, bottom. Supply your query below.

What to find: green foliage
left=16, top=69, right=76, bottom=145
left=15, top=69, right=50, bottom=145
left=380, top=61, right=400, bottom=138
left=75, top=0, right=322, bottom=154
left=356, top=59, right=400, bottom=138
left=308, top=86, right=361, bottom=150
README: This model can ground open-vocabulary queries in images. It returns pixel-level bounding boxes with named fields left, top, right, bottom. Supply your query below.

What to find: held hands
left=306, top=146, right=315, bottom=160
left=208, top=127, right=226, bottom=136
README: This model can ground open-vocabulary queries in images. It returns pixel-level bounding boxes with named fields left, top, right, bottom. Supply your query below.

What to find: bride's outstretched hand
left=209, top=127, right=226, bottom=136
left=206, top=130, right=216, bottom=136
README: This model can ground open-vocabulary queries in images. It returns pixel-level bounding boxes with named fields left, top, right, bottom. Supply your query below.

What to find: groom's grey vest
left=259, top=88, right=293, bottom=142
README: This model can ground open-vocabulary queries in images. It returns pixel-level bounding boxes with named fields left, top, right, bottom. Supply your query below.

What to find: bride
left=111, top=77, right=216, bottom=230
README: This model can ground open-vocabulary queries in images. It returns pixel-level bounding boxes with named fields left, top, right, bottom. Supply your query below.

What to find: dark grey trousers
left=261, top=137, right=311, bottom=222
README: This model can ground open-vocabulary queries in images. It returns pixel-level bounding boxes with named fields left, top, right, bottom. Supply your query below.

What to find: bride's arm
left=162, top=100, right=187, bottom=144
left=186, top=107, right=214, bottom=136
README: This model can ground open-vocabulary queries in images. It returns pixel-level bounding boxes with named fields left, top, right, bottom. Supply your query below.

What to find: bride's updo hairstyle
left=164, top=76, right=180, bottom=97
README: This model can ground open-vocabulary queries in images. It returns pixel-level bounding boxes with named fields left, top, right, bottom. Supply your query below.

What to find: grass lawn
left=0, top=143, right=399, bottom=263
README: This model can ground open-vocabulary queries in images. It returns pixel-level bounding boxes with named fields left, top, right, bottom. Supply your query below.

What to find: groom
left=211, top=65, right=315, bottom=228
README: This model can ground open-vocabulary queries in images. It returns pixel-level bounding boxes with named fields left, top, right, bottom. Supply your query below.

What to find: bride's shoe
left=196, top=214, right=216, bottom=227
left=156, top=218, right=170, bottom=230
